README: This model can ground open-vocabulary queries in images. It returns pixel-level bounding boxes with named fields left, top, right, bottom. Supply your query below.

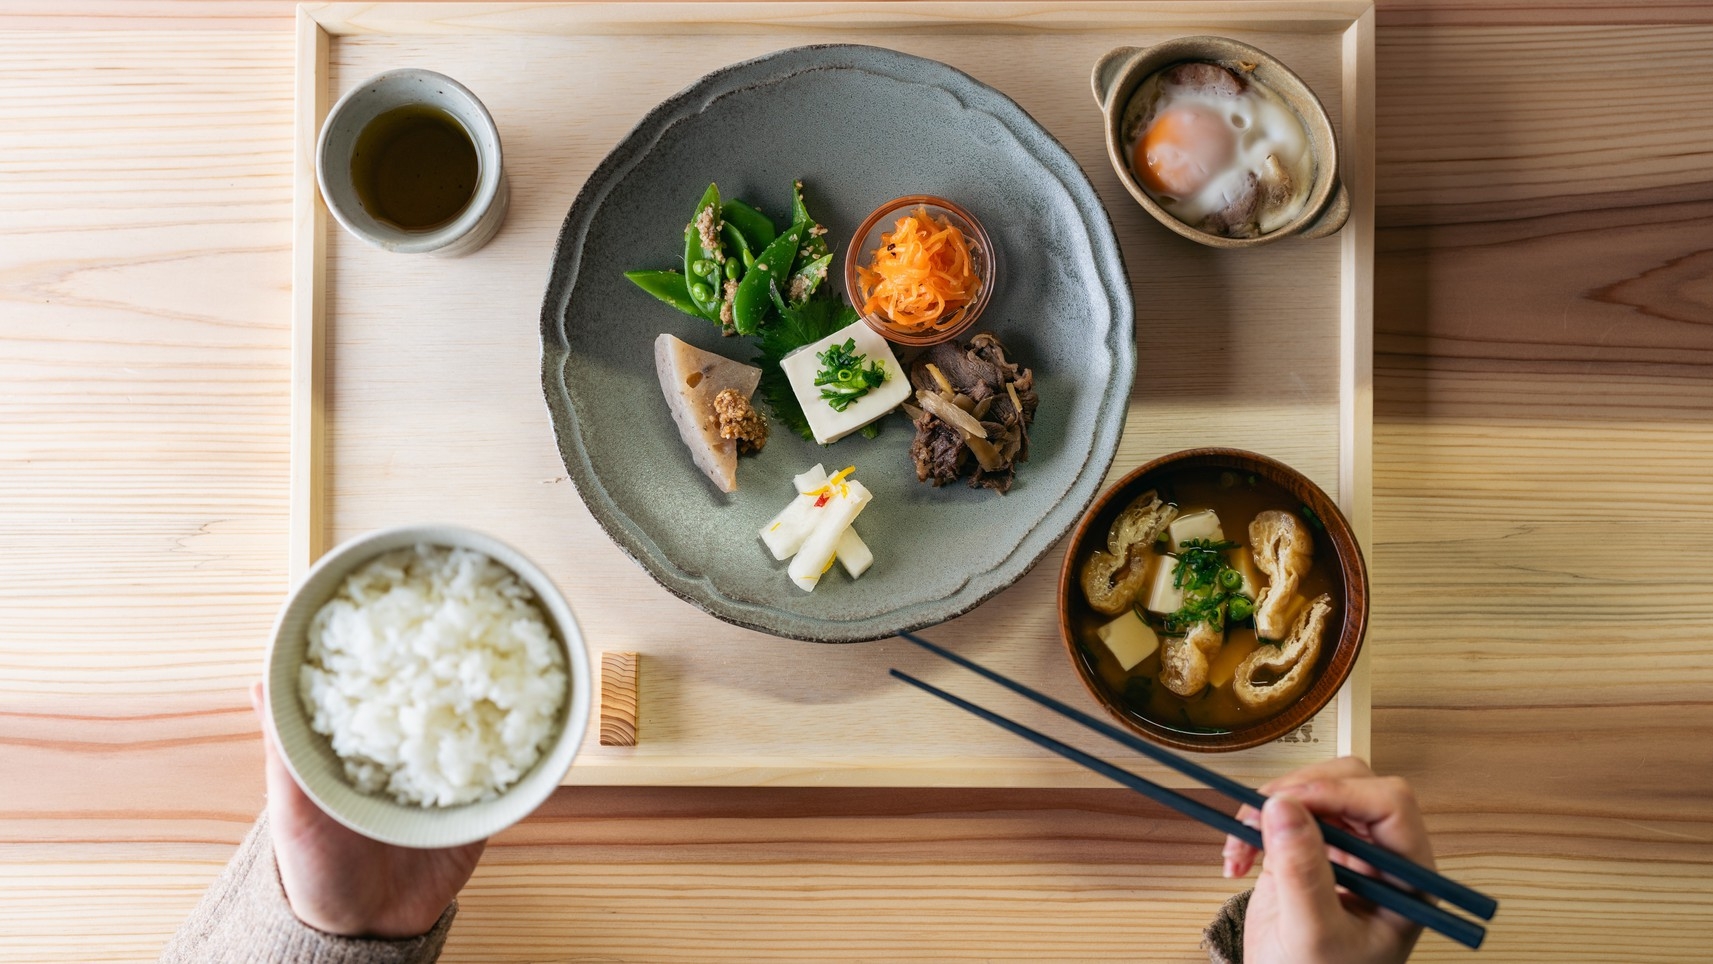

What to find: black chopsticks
left=893, top=631, right=1495, bottom=950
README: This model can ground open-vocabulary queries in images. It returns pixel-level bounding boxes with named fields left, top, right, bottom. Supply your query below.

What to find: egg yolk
left=1133, top=105, right=1236, bottom=199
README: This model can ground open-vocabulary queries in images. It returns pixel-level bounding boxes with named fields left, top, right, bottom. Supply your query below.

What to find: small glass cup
left=844, top=195, right=996, bottom=347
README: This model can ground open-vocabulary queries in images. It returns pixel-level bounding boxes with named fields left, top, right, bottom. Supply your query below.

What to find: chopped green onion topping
left=1161, top=538, right=1254, bottom=634
left=813, top=338, right=886, bottom=412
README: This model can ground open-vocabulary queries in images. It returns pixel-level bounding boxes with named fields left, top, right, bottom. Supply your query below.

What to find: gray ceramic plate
left=541, top=45, right=1133, bottom=643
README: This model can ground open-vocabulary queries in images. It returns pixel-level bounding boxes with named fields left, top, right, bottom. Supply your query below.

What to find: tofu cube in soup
left=1097, top=610, right=1160, bottom=671
left=1207, top=634, right=1256, bottom=688
left=1168, top=509, right=1225, bottom=551
left=1145, top=553, right=1184, bottom=614
left=1229, top=546, right=1264, bottom=599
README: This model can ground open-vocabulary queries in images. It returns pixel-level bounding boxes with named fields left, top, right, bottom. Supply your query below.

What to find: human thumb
left=1260, top=794, right=1340, bottom=923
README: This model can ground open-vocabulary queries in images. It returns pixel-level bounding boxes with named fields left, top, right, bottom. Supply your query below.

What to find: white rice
left=299, top=544, right=568, bottom=808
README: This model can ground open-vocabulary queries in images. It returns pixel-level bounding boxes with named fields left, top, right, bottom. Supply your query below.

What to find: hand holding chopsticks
left=892, top=632, right=1496, bottom=951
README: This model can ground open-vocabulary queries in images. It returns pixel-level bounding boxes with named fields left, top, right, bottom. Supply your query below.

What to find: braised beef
left=909, top=410, right=968, bottom=486
left=905, top=332, right=1038, bottom=494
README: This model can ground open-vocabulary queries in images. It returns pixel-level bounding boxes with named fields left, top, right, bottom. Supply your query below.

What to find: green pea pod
left=790, top=179, right=814, bottom=226
left=731, top=223, right=805, bottom=336
left=722, top=198, right=777, bottom=251
left=683, top=183, right=726, bottom=320
left=721, top=221, right=753, bottom=275
left=787, top=252, right=834, bottom=304
left=790, top=179, right=832, bottom=263
left=624, top=269, right=704, bottom=318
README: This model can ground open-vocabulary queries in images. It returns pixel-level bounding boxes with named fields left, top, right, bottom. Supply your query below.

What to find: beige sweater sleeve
left=1201, top=889, right=1250, bottom=964
left=158, top=814, right=456, bottom=964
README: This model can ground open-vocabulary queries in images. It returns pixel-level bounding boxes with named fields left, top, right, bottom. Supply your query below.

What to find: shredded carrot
left=856, top=207, right=982, bottom=333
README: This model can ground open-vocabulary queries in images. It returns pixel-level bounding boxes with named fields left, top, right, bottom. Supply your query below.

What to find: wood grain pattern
left=1, top=4, right=1710, bottom=963
left=599, top=651, right=638, bottom=747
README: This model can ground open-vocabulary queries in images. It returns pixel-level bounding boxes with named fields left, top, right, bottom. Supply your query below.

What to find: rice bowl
left=299, top=545, right=568, bottom=808
left=266, top=525, right=591, bottom=848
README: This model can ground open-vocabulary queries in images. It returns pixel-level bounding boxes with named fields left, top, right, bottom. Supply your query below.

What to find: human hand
left=250, top=682, right=486, bottom=938
left=1222, top=757, right=1433, bottom=964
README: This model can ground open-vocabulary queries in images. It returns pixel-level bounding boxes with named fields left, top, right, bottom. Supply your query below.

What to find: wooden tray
left=292, top=1, right=1374, bottom=787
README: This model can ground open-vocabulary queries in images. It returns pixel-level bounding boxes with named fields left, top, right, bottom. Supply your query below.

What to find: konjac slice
left=654, top=333, right=761, bottom=494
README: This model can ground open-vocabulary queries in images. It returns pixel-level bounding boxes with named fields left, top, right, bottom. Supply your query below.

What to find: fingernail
left=1222, top=858, right=1235, bottom=879
left=1263, top=796, right=1312, bottom=839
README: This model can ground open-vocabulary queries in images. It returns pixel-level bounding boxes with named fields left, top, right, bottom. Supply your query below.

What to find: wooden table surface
left=3, top=2, right=1710, bottom=961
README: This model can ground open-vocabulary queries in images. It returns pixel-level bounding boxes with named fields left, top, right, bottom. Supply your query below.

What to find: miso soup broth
left=1072, top=467, right=1345, bottom=734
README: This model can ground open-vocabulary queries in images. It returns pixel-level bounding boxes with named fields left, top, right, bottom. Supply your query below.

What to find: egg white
left=1128, top=72, right=1314, bottom=235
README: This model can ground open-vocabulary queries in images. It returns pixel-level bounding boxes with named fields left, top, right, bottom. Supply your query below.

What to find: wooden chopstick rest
left=599, top=651, right=639, bottom=747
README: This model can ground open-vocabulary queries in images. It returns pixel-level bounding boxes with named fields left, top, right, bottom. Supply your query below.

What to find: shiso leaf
left=752, top=282, right=859, bottom=441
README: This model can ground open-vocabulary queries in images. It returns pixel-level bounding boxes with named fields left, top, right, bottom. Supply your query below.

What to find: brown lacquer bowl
left=1057, top=449, right=1368, bottom=752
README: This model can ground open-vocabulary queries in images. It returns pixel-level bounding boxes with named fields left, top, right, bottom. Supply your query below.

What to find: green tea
left=350, top=105, right=479, bottom=231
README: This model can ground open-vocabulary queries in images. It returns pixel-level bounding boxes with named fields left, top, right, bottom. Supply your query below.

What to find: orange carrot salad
left=856, top=207, right=981, bottom=333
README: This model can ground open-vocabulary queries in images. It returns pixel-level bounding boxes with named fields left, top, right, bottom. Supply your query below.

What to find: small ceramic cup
left=1091, top=37, right=1349, bottom=248
left=316, top=69, right=508, bottom=256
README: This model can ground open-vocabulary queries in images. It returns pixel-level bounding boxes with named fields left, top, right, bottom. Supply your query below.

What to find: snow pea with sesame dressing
left=623, top=270, right=704, bottom=318
left=787, top=252, right=833, bottom=304
left=721, top=221, right=756, bottom=274
left=683, top=183, right=727, bottom=320
left=790, top=179, right=832, bottom=264
left=731, top=222, right=806, bottom=336
left=722, top=198, right=777, bottom=252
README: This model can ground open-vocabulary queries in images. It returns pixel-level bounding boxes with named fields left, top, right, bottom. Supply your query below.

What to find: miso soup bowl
left=264, top=525, right=592, bottom=848
left=1091, top=36, right=1349, bottom=248
left=1056, top=449, right=1368, bottom=752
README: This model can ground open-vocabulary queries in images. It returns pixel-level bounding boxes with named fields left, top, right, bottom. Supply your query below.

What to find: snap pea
left=787, top=252, right=833, bottom=304
left=722, top=198, right=777, bottom=251
left=790, top=179, right=831, bottom=264
left=721, top=221, right=755, bottom=274
left=790, top=179, right=815, bottom=227
left=624, top=269, right=703, bottom=318
left=731, top=223, right=806, bottom=336
left=682, top=183, right=726, bottom=320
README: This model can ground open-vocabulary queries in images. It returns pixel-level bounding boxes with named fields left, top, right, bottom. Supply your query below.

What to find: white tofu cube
left=777, top=321, right=912, bottom=445
left=1096, top=610, right=1159, bottom=671
left=1168, top=509, right=1225, bottom=551
left=1144, top=554, right=1184, bottom=615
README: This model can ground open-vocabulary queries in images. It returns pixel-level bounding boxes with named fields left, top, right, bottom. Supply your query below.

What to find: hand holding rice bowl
left=266, top=526, right=591, bottom=849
